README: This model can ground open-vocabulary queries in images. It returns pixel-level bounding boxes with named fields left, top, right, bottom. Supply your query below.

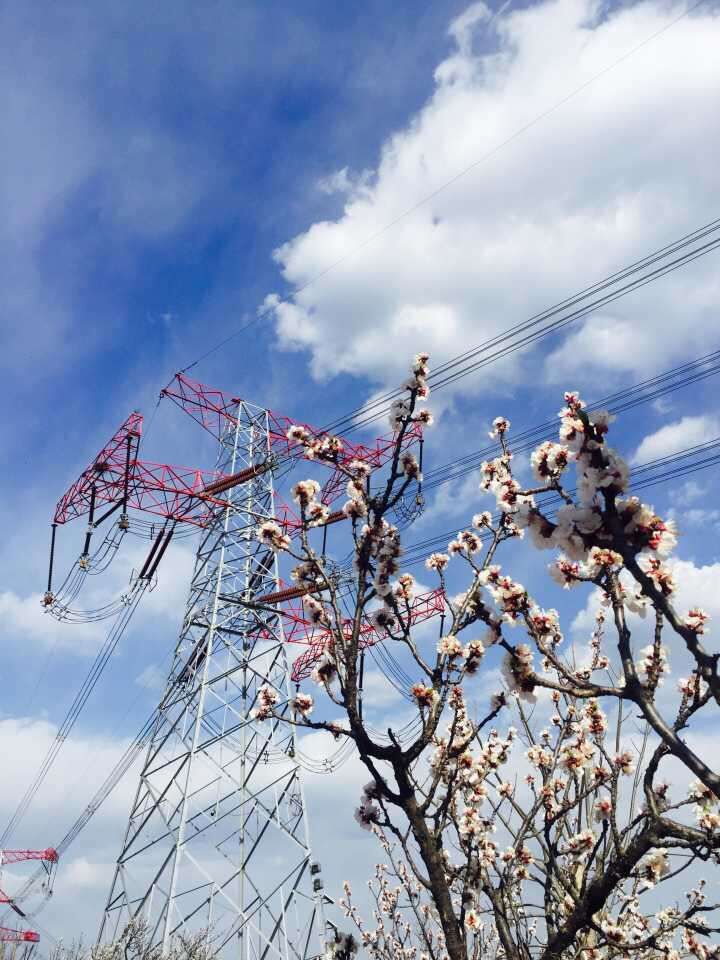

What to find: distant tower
left=100, top=398, right=327, bottom=959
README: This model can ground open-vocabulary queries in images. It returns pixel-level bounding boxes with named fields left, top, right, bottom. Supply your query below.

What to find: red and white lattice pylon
left=0, top=848, right=58, bottom=945
left=50, top=375, right=423, bottom=958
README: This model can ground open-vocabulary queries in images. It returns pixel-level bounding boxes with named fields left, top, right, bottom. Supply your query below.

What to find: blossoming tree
left=256, top=354, right=720, bottom=960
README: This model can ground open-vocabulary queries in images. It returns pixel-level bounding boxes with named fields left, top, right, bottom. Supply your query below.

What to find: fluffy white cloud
left=0, top=590, right=105, bottom=652
left=669, top=559, right=720, bottom=621
left=632, top=414, right=720, bottom=464
left=60, top=855, right=113, bottom=890
left=265, top=0, right=720, bottom=398
left=0, top=716, right=138, bottom=825
left=0, top=715, right=142, bottom=940
left=572, top=558, right=720, bottom=646
left=680, top=507, right=720, bottom=531
left=0, top=541, right=193, bottom=656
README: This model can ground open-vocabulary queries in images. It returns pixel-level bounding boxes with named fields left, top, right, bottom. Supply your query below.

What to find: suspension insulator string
left=416, top=435, right=425, bottom=506
left=358, top=650, right=365, bottom=721
left=321, top=522, right=328, bottom=562
left=92, top=499, right=123, bottom=529
left=120, top=434, right=134, bottom=530
left=138, top=522, right=168, bottom=580
left=43, top=524, right=58, bottom=607
left=145, top=522, right=176, bottom=580
left=80, top=484, right=97, bottom=567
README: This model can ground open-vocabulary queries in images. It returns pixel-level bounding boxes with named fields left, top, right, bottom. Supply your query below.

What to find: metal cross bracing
left=162, top=373, right=422, bottom=509
left=288, top=588, right=445, bottom=684
left=99, top=398, right=329, bottom=960
left=50, top=373, right=421, bottom=538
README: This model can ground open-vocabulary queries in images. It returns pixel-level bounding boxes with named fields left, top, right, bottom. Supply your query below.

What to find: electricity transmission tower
left=100, top=396, right=328, bottom=959
left=36, top=372, right=413, bottom=956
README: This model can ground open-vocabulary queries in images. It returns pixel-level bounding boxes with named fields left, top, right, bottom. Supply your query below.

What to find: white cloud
left=572, top=558, right=720, bottom=654
left=671, top=479, right=709, bottom=505
left=134, top=663, right=167, bottom=692
left=0, top=541, right=193, bottom=656
left=0, top=716, right=138, bottom=823
left=680, top=508, right=720, bottom=531
left=317, top=166, right=372, bottom=197
left=669, top=558, right=720, bottom=618
left=667, top=479, right=720, bottom=532
left=632, top=414, right=720, bottom=464
left=0, top=715, right=143, bottom=939
left=61, top=856, right=112, bottom=890
left=264, top=0, right=720, bottom=399
left=358, top=668, right=404, bottom=710
left=0, top=590, right=105, bottom=653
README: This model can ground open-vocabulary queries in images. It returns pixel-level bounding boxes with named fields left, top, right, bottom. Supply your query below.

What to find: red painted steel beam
left=52, top=414, right=276, bottom=528
left=290, top=588, right=445, bottom=682
left=0, top=849, right=58, bottom=865
left=0, top=926, right=40, bottom=942
left=162, top=373, right=422, bottom=490
left=54, top=413, right=143, bottom=525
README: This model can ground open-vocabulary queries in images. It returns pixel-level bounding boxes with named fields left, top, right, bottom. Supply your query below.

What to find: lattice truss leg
left=100, top=402, right=327, bottom=960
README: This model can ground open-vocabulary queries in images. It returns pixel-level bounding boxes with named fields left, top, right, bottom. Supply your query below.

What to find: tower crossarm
left=54, top=412, right=143, bottom=524
left=0, top=926, right=40, bottom=943
left=0, top=848, right=58, bottom=866
left=54, top=375, right=423, bottom=535
left=290, top=587, right=446, bottom=682
left=0, top=848, right=57, bottom=932
left=129, top=459, right=259, bottom=526
left=162, top=372, right=422, bottom=504
left=52, top=416, right=274, bottom=529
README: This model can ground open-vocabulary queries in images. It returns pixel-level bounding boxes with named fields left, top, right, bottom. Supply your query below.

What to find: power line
left=421, top=348, right=720, bottom=491
left=324, top=220, right=720, bottom=434
left=0, top=583, right=149, bottom=849
left=5, top=711, right=157, bottom=917
left=399, top=437, right=720, bottom=565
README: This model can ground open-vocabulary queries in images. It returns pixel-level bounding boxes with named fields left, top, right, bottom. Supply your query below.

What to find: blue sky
left=1, top=0, right=720, bottom=946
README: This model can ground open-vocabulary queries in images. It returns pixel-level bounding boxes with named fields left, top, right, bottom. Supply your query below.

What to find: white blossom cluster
left=388, top=352, right=433, bottom=430
left=286, top=423, right=344, bottom=461
left=292, top=692, right=314, bottom=718
left=257, top=519, right=290, bottom=552
left=474, top=395, right=683, bottom=598
left=636, top=642, right=669, bottom=687
left=593, top=880, right=716, bottom=958
left=354, top=780, right=382, bottom=831
left=342, top=459, right=371, bottom=521
left=688, top=779, right=720, bottom=831
left=430, top=688, right=517, bottom=884
left=252, top=683, right=279, bottom=721
left=341, top=852, right=452, bottom=960
left=291, top=477, right=330, bottom=526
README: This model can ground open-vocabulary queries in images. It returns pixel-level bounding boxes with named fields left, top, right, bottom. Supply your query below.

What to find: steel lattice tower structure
left=99, top=398, right=328, bottom=959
